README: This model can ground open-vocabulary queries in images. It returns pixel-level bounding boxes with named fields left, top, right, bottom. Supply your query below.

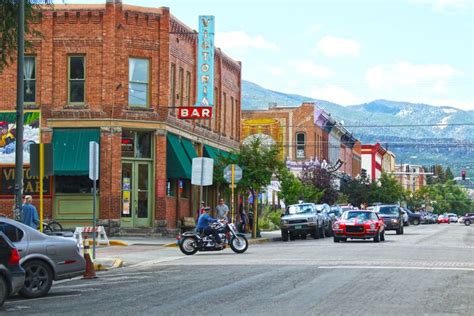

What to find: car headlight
left=392, top=219, right=398, bottom=223
left=307, top=217, right=315, bottom=222
left=370, top=223, right=375, bottom=229
left=281, top=220, right=288, bottom=224
left=333, top=223, right=340, bottom=230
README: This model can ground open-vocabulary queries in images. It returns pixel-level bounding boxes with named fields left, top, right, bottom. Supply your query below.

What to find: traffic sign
left=89, top=141, right=99, bottom=181
left=224, top=164, right=242, bottom=183
left=192, top=157, right=214, bottom=186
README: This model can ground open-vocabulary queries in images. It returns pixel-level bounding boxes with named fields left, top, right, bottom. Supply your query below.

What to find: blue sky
left=56, top=0, right=473, bottom=110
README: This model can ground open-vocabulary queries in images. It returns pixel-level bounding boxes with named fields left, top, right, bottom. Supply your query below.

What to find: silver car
left=0, top=217, right=86, bottom=298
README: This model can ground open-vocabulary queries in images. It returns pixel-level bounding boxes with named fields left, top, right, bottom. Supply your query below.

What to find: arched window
left=296, top=133, right=305, bottom=158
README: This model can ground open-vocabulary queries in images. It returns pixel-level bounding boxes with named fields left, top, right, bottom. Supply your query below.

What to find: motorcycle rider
left=196, top=206, right=224, bottom=248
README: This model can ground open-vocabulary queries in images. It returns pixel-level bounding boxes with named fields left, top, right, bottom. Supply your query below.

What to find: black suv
left=0, top=232, right=25, bottom=307
left=373, top=205, right=404, bottom=235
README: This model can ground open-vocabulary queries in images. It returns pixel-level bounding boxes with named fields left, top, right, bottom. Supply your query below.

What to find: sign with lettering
left=0, top=166, right=51, bottom=196
left=196, top=15, right=215, bottom=108
left=178, top=107, right=213, bottom=119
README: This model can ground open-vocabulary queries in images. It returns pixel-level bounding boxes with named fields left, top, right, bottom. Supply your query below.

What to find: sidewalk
left=93, top=230, right=281, bottom=270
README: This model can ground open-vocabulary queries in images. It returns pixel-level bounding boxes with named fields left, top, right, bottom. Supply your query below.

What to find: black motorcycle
left=178, top=221, right=249, bottom=255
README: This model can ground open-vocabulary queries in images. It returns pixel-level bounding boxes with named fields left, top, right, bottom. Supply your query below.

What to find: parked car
left=373, top=205, right=404, bottom=235
left=0, top=232, right=25, bottom=307
left=446, top=213, right=458, bottom=223
left=437, top=214, right=450, bottom=224
left=328, top=206, right=343, bottom=220
left=332, top=210, right=385, bottom=243
left=459, top=213, right=474, bottom=226
left=280, top=203, right=325, bottom=241
left=0, top=217, right=86, bottom=298
left=315, top=203, right=334, bottom=237
left=403, top=208, right=421, bottom=225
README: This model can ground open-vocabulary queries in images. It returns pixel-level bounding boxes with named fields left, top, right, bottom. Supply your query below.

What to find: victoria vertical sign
left=196, top=16, right=215, bottom=108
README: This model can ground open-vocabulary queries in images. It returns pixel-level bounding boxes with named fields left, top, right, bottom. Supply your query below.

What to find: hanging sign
left=196, top=15, right=215, bottom=108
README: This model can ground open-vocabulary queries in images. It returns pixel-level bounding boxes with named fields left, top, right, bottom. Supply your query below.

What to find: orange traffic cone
left=82, top=237, right=97, bottom=279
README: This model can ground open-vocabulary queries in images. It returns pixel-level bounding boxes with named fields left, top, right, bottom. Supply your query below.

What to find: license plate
left=295, top=225, right=302, bottom=229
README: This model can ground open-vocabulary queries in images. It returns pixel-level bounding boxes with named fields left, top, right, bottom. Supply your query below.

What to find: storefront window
left=167, top=178, right=176, bottom=197
left=55, top=176, right=98, bottom=194
left=179, top=179, right=189, bottom=198
left=122, top=130, right=152, bottom=158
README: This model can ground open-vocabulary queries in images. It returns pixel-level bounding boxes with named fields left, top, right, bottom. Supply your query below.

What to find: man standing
left=216, top=198, right=229, bottom=221
left=21, top=195, right=39, bottom=229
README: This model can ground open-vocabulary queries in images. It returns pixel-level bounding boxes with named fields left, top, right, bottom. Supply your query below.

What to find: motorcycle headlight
left=370, top=223, right=375, bottom=229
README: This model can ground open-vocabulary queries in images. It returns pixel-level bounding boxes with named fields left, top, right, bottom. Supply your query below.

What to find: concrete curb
left=109, top=240, right=129, bottom=247
left=94, top=258, right=123, bottom=271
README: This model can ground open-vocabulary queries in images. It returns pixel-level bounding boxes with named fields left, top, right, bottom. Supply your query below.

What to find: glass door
left=121, top=161, right=152, bottom=227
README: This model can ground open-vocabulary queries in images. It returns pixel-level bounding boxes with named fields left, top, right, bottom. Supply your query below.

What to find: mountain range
left=241, top=80, right=474, bottom=174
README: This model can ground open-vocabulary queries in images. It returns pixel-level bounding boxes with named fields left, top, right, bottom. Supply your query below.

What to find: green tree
left=445, top=167, right=454, bottom=181
left=0, top=1, right=52, bottom=72
left=235, top=138, right=282, bottom=238
left=340, top=174, right=371, bottom=208
left=368, top=173, right=405, bottom=204
left=300, top=168, right=339, bottom=205
left=277, top=166, right=322, bottom=205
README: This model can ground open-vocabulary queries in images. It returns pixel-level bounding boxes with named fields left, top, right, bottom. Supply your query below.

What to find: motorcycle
left=178, top=220, right=249, bottom=255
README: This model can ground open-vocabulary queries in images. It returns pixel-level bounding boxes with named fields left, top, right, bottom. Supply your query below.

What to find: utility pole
left=14, top=0, right=25, bottom=219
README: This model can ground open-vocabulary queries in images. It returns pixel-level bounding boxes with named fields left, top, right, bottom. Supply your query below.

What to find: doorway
left=121, top=161, right=152, bottom=227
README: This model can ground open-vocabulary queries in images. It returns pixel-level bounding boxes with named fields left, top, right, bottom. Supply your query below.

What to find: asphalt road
left=3, top=223, right=474, bottom=316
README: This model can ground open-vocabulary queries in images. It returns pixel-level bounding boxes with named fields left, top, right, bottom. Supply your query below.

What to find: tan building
left=393, top=164, right=427, bottom=191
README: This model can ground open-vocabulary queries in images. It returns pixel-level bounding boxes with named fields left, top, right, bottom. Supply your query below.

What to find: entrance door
left=121, top=161, right=152, bottom=227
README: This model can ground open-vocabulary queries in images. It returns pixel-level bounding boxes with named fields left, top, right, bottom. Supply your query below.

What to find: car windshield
left=378, top=206, right=399, bottom=215
left=342, top=211, right=374, bottom=221
left=286, top=205, right=314, bottom=215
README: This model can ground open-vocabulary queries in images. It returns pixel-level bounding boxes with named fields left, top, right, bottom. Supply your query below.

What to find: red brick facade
left=0, top=1, right=241, bottom=234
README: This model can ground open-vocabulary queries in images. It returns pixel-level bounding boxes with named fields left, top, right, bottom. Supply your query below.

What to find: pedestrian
left=239, top=207, right=248, bottom=233
left=215, top=198, right=229, bottom=221
left=21, top=195, right=39, bottom=229
left=195, top=201, right=206, bottom=224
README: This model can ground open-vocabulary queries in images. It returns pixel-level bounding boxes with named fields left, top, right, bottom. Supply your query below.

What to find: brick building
left=0, top=0, right=241, bottom=235
left=242, top=102, right=361, bottom=178
left=361, top=143, right=387, bottom=182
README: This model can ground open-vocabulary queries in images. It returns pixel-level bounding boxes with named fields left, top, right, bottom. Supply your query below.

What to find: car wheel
left=374, top=232, right=380, bottom=242
left=311, top=229, right=319, bottom=239
left=340, top=238, right=347, bottom=242
left=289, top=233, right=296, bottom=241
left=413, top=219, right=420, bottom=225
left=326, top=228, right=333, bottom=237
left=0, top=275, right=7, bottom=307
left=319, top=227, right=325, bottom=238
left=396, top=226, right=402, bottom=235
left=281, top=230, right=289, bottom=241
left=20, top=260, right=53, bottom=298
left=333, top=236, right=340, bottom=243
left=300, top=234, right=307, bottom=240
left=465, top=220, right=471, bottom=226
left=380, top=230, right=385, bottom=241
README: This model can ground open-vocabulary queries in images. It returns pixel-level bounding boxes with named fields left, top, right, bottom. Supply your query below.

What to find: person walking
left=239, top=207, right=249, bottom=233
left=216, top=198, right=230, bottom=221
left=21, top=195, right=39, bottom=229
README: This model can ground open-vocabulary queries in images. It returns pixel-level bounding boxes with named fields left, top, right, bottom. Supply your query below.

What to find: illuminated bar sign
left=196, top=15, right=215, bottom=108
left=178, top=107, right=213, bottom=119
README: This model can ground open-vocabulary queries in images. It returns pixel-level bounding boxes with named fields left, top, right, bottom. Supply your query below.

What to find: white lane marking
left=318, top=265, right=474, bottom=271
left=7, top=293, right=82, bottom=303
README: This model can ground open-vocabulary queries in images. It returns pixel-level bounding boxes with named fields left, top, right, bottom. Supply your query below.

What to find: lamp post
left=14, top=0, right=25, bottom=219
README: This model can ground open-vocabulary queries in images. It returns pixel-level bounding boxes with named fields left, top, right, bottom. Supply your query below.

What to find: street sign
left=224, top=164, right=242, bottom=183
left=89, top=141, right=99, bottom=181
left=192, top=157, right=214, bottom=186
left=178, top=107, right=213, bottom=119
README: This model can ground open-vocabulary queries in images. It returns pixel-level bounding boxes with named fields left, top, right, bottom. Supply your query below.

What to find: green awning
left=167, top=134, right=192, bottom=179
left=181, top=138, right=197, bottom=161
left=53, top=129, right=100, bottom=176
left=203, top=145, right=219, bottom=160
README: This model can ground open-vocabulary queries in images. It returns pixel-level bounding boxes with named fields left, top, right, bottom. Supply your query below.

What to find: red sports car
left=332, top=210, right=385, bottom=243
left=437, top=215, right=450, bottom=224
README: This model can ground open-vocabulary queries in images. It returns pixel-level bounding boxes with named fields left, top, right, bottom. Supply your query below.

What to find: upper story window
left=170, top=63, right=176, bottom=109
left=128, top=58, right=149, bottom=107
left=178, top=67, right=184, bottom=107
left=68, top=56, right=85, bottom=104
left=24, top=56, right=36, bottom=104
left=296, top=132, right=305, bottom=158
left=186, top=71, right=191, bottom=106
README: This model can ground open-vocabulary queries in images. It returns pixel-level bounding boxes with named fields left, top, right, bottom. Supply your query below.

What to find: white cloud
left=316, top=35, right=361, bottom=58
left=265, top=65, right=285, bottom=77
left=366, top=61, right=463, bottom=93
left=289, top=59, right=334, bottom=78
left=306, top=24, right=323, bottom=36
left=309, top=84, right=360, bottom=105
left=215, top=31, right=279, bottom=52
